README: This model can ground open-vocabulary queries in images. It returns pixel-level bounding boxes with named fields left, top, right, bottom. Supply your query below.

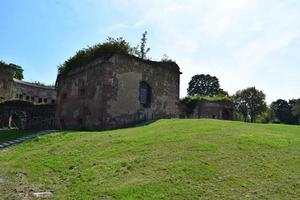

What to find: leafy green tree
left=270, top=99, right=294, bottom=124
left=292, top=100, right=300, bottom=124
left=11, top=64, right=24, bottom=80
left=0, top=61, right=24, bottom=80
left=234, top=87, right=267, bottom=123
left=187, top=74, right=220, bottom=96
left=217, top=88, right=229, bottom=97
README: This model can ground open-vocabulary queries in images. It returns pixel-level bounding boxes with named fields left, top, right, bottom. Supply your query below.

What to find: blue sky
left=1, top=0, right=300, bottom=103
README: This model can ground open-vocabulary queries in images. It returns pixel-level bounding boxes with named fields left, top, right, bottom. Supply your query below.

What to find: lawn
left=0, top=119, right=299, bottom=199
left=0, top=129, right=33, bottom=144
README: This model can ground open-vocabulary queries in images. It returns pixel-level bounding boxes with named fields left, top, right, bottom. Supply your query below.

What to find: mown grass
left=0, top=129, right=32, bottom=143
left=0, top=119, right=299, bottom=199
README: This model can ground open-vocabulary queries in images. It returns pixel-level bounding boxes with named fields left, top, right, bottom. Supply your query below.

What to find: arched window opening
left=139, top=81, right=151, bottom=108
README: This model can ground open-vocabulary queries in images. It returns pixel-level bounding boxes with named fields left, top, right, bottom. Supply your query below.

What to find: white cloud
left=108, top=0, right=300, bottom=102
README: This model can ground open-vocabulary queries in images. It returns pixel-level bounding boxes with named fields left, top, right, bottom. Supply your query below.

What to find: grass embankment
left=0, top=129, right=32, bottom=143
left=0, top=119, right=299, bottom=199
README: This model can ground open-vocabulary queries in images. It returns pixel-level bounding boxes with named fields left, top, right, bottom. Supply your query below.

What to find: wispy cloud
left=66, top=0, right=300, bottom=103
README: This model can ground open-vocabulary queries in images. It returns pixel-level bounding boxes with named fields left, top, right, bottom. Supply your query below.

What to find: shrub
left=58, top=37, right=132, bottom=75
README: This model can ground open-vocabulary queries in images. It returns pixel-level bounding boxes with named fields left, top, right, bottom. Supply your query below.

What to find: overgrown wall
left=56, top=54, right=180, bottom=130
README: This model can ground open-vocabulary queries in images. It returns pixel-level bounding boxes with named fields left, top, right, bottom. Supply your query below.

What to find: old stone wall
left=0, top=66, right=15, bottom=102
left=0, top=65, right=57, bottom=104
left=0, top=100, right=57, bottom=130
left=55, top=56, right=109, bottom=130
left=56, top=54, right=180, bottom=130
left=13, top=79, right=57, bottom=104
left=181, top=100, right=235, bottom=120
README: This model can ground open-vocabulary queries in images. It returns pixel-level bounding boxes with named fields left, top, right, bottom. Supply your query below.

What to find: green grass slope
left=0, top=119, right=299, bottom=199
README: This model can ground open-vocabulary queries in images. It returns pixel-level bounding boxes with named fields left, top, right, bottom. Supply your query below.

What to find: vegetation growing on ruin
left=0, top=60, right=24, bottom=80
left=58, top=37, right=132, bottom=75
left=183, top=95, right=233, bottom=103
left=31, top=81, right=55, bottom=88
left=58, top=32, right=176, bottom=75
left=0, top=119, right=299, bottom=199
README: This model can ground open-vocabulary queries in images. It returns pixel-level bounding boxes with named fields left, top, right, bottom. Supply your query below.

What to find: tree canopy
left=270, top=99, right=295, bottom=124
left=11, top=64, right=24, bottom=80
left=0, top=61, right=24, bottom=80
left=234, top=87, right=267, bottom=123
left=187, top=74, right=220, bottom=96
left=292, top=101, right=300, bottom=123
left=58, top=37, right=132, bottom=75
left=58, top=32, right=152, bottom=75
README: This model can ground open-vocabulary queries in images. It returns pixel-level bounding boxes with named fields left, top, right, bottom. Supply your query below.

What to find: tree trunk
left=250, top=116, right=255, bottom=123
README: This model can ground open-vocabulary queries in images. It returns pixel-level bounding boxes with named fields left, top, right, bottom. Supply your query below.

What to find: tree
left=161, top=54, right=174, bottom=62
left=292, top=100, right=300, bottom=124
left=217, top=88, right=229, bottom=97
left=0, top=61, right=24, bottom=80
left=234, top=87, right=267, bottom=123
left=270, top=99, right=294, bottom=124
left=187, top=74, right=220, bottom=96
left=11, top=64, right=24, bottom=80
left=132, top=31, right=150, bottom=59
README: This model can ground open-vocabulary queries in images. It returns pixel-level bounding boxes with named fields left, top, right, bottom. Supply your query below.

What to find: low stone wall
left=0, top=100, right=57, bottom=130
left=180, top=99, right=235, bottom=120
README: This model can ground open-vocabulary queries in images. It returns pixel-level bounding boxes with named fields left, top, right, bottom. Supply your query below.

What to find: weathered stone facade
left=180, top=100, right=235, bottom=120
left=56, top=54, right=181, bottom=130
left=13, top=79, right=56, bottom=104
left=0, top=100, right=57, bottom=130
left=0, top=65, right=15, bottom=102
left=0, top=65, right=57, bottom=104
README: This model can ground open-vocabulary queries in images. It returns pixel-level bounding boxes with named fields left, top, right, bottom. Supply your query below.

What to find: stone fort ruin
left=0, top=64, right=56, bottom=104
left=56, top=54, right=180, bottom=130
left=1, top=52, right=234, bottom=130
left=0, top=64, right=57, bottom=129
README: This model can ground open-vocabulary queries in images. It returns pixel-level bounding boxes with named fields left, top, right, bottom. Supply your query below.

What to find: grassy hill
left=0, top=119, right=299, bottom=199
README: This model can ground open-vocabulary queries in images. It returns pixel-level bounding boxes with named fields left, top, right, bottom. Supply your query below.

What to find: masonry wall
left=0, top=100, right=57, bottom=130
left=181, top=100, right=235, bottom=120
left=13, top=79, right=57, bottom=104
left=0, top=66, right=15, bottom=102
left=0, top=66, right=57, bottom=104
left=56, top=54, right=180, bottom=130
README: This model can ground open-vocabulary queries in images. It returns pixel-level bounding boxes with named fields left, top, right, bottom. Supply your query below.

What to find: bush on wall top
left=58, top=37, right=132, bottom=75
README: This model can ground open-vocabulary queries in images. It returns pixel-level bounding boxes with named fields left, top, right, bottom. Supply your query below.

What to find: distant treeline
left=184, top=74, right=300, bottom=125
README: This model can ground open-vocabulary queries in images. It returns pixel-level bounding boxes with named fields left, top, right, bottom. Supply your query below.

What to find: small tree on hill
left=234, top=87, right=267, bottom=123
left=187, top=74, right=220, bottom=96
